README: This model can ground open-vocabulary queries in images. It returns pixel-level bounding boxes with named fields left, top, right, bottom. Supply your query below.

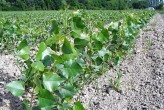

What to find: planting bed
left=0, top=11, right=163, bottom=110
left=74, top=13, right=164, bottom=110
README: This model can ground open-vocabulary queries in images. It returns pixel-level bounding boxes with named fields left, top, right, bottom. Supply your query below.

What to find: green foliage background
left=0, top=0, right=149, bottom=11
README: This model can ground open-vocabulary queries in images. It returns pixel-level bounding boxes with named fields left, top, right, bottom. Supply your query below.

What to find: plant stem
left=30, top=74, right=36, bottom=108
left=30, top=86, right=35, bottom=107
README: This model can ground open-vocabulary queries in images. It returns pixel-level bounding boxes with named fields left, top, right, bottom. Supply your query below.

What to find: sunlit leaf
left=31, top=61, right=44, bottom=71
left=17, top=39, right=30, bottom=60
left=43, top=72, right=64, bottom=92
left=6, top=81, right=25, bottom=96
left=36, top=42, right=47, bottom=61
left=73, top=101, right=85, bottom=110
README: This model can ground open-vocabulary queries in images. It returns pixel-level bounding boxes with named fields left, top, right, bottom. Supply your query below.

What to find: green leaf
left=61, top=60, right=82, bottom=78
left=57, top=103, right=72, bottom=110
left=114, top=57, right=120, bottom=65
left=50, top=43, right=58, bottom=51
left=70, top=31, right=80, bottom=38
left=93, top=40, right=103, bottom=50
left=82, top=52, right=90, bottom=61
left=104, top=54, right=110, bottom=61
left=97, top=29, right=109, bottom=42
left=61, top=54, right=74, bottom=61
left=98, top=48, right=107, bottom=57
left=95, top=57, right=103, bottom=66
left=108, top=22, right=119, bottom=30
left=46, top=37, right=54, bottom=46
left=51, top=54, right=64, bottom=63
left=23, top=100, right=32, bottom=110
left=31, top=61, right=44, bottom=71
left=76, top=57, right=86, bottom=67
left=17, top=39, right=30, bottom=60
left=74, top=38, right=89, bottom=50
left=79, top=33, right=89, bottom=40
left=43, top=72, right=64, bottom=92
left=35, top=78, right=42, bottom=94
left=50, top=20, right=59, bottom=34
left=59, top=83, right=77, bottom=98
left=92, top=53, right=103, bottom=66
left=113, top=51, right=123, bottom=65
left=98, top=47, right=110, bottom=61
left=62, top=38, right=73, bottom=54
left=36, top=42, right=47, bottom=61
left=96, top=22, right=104, bottom=29
left=73, top=101, right=85, bottom=110
left=38, top=89, right=55, bottom=108
left=40, top=106, right=52, bottom=110
left=17, top=39, right=28, bottom=50
left=61, top=49, right=78, bottom=61
left=6, top=81, right=25, bottom=96
left=71, top=31, right=89, bottom=40
left=18, top=46, right=30, bottom=61
left=43, top=55, right=54, bottom=67
left=72, top=16, right=85, bottom=29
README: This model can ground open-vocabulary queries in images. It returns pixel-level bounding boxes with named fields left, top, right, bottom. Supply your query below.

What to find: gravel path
left=0, top=13, right=164, bottom=110
left=74, top=13, right=164, bottom=110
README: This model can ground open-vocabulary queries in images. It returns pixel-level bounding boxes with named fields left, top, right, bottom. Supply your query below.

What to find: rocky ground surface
left=0, top=13, right=163, bottom=110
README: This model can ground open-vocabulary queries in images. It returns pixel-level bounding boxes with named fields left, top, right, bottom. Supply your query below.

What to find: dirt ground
left=0, top=55, right=22, bottom=110
left=0, top=13, right=164, bottom=110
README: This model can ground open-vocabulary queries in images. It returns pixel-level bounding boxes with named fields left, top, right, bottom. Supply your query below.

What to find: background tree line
left=0, top=0, right=149, bottom=11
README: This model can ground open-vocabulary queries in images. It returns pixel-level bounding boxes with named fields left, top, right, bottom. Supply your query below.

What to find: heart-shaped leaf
left=6, top=81, right=25, bottom=96
left=61, top=60, right=82, bottom=78
left=43, top=72, right=64, bottom=92
left=58, top=83, right=77, bottom=98
left=62, top=38, right=73, bottom=54
left=18, top=46, right=30, bottom=61
left=31, top=61, right=44, bottom=71
left=17, top=39, right=30, bottom=60
left=43, top=55, right=54, bottom=67
left=96, top=29, right=109, bottom=42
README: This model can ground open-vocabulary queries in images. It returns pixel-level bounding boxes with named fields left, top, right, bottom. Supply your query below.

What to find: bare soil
left=0, top=55, right=22, bottom=110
